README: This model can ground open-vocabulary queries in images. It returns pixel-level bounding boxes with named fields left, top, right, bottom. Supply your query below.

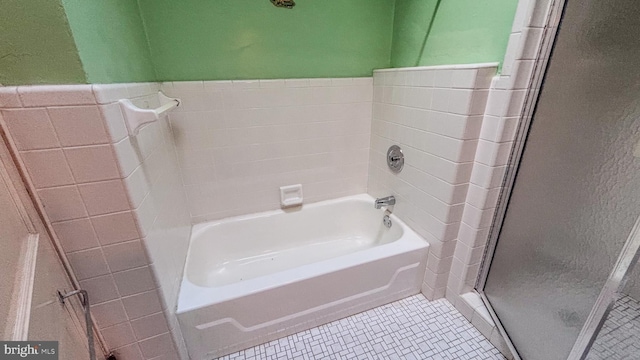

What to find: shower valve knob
left=387, top=145, right=404, bottom=173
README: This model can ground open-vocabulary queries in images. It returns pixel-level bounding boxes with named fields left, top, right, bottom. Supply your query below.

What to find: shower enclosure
left=476, top=0, right=640, bottom=359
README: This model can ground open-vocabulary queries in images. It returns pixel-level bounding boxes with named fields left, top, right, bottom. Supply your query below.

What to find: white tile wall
left=368, top=64, right=496, bottom=302
left=0, top=84, right=186, bottom=360
left=442, top=0, right=563, bottom=358
left=446, top=0, right=561, bottom=299
left=161, top=78, right=373, bottom=222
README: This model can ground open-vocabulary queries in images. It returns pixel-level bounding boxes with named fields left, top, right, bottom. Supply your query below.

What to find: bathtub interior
left=185, top=196, right=403, bottom=288
left=175, top=195, right=429, bottom=358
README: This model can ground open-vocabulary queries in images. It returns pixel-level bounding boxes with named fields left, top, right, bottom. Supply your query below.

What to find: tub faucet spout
left=374, top=196, right=395, bottom=209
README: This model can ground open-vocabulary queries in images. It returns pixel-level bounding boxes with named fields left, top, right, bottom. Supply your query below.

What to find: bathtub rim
left=190, top=194, right=388, bottom=237
left=177, top=193, right=429, bottom=314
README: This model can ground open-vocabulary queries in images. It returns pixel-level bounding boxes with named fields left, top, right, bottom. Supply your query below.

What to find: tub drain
left=383, top=215, right=392, bottom=228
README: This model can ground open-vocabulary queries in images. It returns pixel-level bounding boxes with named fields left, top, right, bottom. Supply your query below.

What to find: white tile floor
left=218, top=295, right=504, bottom=360
left=587, top=294, right=640, bottom=359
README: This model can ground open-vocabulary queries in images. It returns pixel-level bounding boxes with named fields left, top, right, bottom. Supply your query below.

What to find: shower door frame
left=474, top=0, right=640, bottom=359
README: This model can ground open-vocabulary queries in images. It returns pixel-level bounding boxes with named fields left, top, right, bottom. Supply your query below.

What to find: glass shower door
left=478, top=0, right=640, bottom=359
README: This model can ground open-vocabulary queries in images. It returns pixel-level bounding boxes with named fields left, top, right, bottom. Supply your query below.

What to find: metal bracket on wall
left=58, top=289, right=96, bottom=360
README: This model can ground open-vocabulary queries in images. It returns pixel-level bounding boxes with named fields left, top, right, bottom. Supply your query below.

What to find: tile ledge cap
left=374, top=63, right=500, bottom=73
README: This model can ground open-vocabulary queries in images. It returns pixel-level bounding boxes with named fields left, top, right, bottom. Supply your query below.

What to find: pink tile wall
left=95, top=84, right=192, bottom=360
left=161, top=78, right=373, bottom=223
left=368, top=65, right=496, bottom=301
left=0, top=84, right=185, bottom=360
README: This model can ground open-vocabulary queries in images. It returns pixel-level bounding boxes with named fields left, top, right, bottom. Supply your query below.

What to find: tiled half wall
left=367, top=64, right=496, bottom=301
left=0, top=83, right=190, bottom=360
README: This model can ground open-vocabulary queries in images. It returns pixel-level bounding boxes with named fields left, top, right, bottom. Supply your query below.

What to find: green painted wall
left=137, top=0, right=395, bottom=81
left=61, top=0, right=156, bottom=83
left=0, top=0, right=519, bottom=85
left=0, top=0, right=87, bottom=85
left=391, top=0, right=518, bottom=68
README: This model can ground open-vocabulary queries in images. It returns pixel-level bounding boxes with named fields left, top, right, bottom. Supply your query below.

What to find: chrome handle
left=387, top=145, right=404, bottom=173
left=58, top=289, right=96, bottom=360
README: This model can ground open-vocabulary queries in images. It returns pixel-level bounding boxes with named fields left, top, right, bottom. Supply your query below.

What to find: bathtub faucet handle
left=374, top=196, right=396, bottom=209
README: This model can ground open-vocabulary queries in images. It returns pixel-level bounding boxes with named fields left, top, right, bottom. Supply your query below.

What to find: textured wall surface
left=391, top=0, right=518, bottom=68
left=137, top=0, right=395, bottom=81
left=1, top=0, right=520, bottom=85
left=0, top=0, right=86, bottom=85
left=61, top=0, right=157, bottom=84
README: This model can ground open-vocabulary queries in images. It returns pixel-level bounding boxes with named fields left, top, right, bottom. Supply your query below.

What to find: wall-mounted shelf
left=119, top=91, right=181, bottom=136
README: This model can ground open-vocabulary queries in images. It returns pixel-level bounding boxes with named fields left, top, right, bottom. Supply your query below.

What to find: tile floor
left=218, top=295, right=504, bottom=360
left=587, top=294, right=640, bottom=359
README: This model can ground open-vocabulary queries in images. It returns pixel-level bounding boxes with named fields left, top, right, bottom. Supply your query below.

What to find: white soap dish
left=119, top=91, right=180, bottom=136
left=280, top=184, right=303, bottom=207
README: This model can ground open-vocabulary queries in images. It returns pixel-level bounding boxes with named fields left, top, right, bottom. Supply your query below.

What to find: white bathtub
left=176, top=194, right=429, bottom=359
